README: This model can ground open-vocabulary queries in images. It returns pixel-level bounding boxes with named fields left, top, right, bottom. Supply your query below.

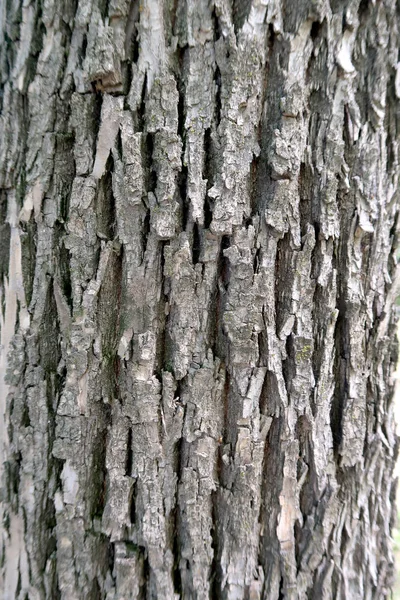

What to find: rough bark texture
left=1, top=0, right=400, bottom=598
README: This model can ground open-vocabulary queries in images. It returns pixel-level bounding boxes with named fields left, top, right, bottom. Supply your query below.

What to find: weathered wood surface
left=1, top=0, right=400, bottom=598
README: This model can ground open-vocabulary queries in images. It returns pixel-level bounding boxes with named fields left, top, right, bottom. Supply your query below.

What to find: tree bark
left=1, top=0, right=400, bottom=598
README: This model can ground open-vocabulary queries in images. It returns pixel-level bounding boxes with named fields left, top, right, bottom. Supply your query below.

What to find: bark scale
left=0, top=1, right=400, bottom=599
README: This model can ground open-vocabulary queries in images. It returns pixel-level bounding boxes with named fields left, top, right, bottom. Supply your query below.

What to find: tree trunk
left=1, top=0, right=399, bottom=598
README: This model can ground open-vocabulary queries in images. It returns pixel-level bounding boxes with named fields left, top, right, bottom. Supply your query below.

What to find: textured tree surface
left=1, top=0, right=400, bottom=598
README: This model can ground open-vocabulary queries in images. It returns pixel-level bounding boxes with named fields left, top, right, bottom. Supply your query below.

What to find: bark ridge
left=0, top=0, right=400, bottom=599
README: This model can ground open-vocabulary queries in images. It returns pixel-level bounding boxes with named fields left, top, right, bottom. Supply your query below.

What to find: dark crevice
left=145, top=133, right=157, bottom=194
left=132, top=35, right=140, bottom=64
left=172, top=409, right=186, bottom=595
left=59, top=239, right=73, bottom=310
left=203, top=127, right=215, bottom=191
left=203, top=128, right=215, bottom=228
left=16, top=98, right=29, bottom=209
left=299, top=161, right=313, bottom=237
left=221, top=234, right=231, bottom=253
left=129, top=479, right=137, bottom=524
left=192, top=222, right=201, bottom=264
left=139, top=550, right=150, bottom=600
left=179, top=164, right=189, bottom=231
left=331, top=304, right=349, bottom=455
left=54, top=131, right=76, bottom=222
left=220, top=236, right=231, bottom=291
left=99, top=0, right=110, bottom=21
left=108, top=542, right=115, bottom=581
left=282, top=333, right=295, bottom=397
left=369, top=378, right=379, bottom=437
left=116, top=128, right=123, bottom=160
left=141, top=209, right=151, bottom=257
left=253, top=247, right=261, bottom=274
left=221, top=371, right=233, bottom=470
left=12, top=451, right=22, bottom=499
left=385, top=74, right=397, bottom=174
left=173, top=379, right=182, bottom=401
left=340, top=524, right=349, bottom=560
left=204, top=195, right=213, bottom=229
left=91, top=91, right=104, bottom=165
left=313, top=221, right=320, bottom=243
left=267, top=22, right=276, bottom=54
left=357, top=0, right=369, bottom=20
left=172, top=504, right=182, bottom=595
left=278, top=575, right=284, bottom=600
left=310, top=20, right=323, bottom=42
left=78, top=33, right=88, bottom=67
left=249, top=154, right=260, bottom=217
left=257, top=324, right=268, bottom=369
left=294, top=519, right=304, bottom=574
left=16, top=571, right=22, bottom=598
left=177, top=82, right=186, bottom=142
left=155, top=260, right=168, bottom=375
left=125, top=427, right=133, bottom=476
left=211, top=6, right=221, bottom=41
left=210, top=490, right=222, bottom=599
left=389, top=210, right=399, bottom=240
left=388, top=211, right=399, bottom=283
left=0, top=190, right=11, bottom=283
left=213, top=65, right=222, bottom=128
left=172, top=511, right=182, bottom=598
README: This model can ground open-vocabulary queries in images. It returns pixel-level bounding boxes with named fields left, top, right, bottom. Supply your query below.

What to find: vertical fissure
left=172, top=437, right=184, bottom=596
left=331, top=303, right=349, bottom=455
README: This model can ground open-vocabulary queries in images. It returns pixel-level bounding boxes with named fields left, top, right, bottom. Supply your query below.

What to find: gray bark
left=0, top=0, right=400, bottom=598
